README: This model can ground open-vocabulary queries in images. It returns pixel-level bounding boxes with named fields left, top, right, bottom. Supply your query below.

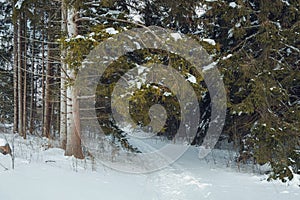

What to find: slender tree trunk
left=22, top=13, right=27, bottom=139
left=60, top=0, right=67, bottom=149
left=43, top=39, right=53, bottom=138
left=29, top=24, right=36, bottom=134
left=17, top=13, right=23, bottom=136
left=65, top=5, right=84, bottom=159
left=41, top=14, right=45, bottom=135
left=22, top=55, right=27, bottom=139
left=13, top=12, right=18, bottom=133
left=66, top=77, right=84, bottom=158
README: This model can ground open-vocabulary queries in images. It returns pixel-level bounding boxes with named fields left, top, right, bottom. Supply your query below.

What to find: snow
left=202, top=38, right=216, bottom=45
left=235, top=22, right=241, bottom=28
left=15, top=0, right=25, bottom=9
left=107, top=10, right=122, bottom=15
left=170, top=33, right=182, bottom=41
left=203, top=61, right=217, bottom=71
left=0, top=138, right=6, bottom=146
left=0, top=133, right=299, bottom=200
left=195, top=6, right=206, bottom=17
left=105, top=27, right=119, bottom=35
left=137, top=66, right=147, bottom=75
left=285, top=44, right=300, bottom=52
left=126, top=1, right=146, bottom=24
left=186, top=74, right=197, bottom=84
left=273, top=65, right=282, bottom=70
left=163, top=92, right=172, bottom=97
left=228, top=28, right=234, bottom=38
left=281, top=0, right=290, bottom=6
left=132, top=15, right=145, bottom=24
left=134, top=41, right=141, bottom=49
left=229, top=2, right=238, bottom=8
left=222, top=54, right=233, bottom=60
left=122, top=65, right=149, bottom=90
left=74, top=35, right=85, bottom=40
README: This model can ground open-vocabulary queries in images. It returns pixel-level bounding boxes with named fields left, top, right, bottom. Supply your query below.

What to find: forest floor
left=0, top=132, right=299, bottom=200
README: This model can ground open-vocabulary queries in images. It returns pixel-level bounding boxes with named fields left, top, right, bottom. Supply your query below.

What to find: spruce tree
left=201, top=0, right=300, bottom=181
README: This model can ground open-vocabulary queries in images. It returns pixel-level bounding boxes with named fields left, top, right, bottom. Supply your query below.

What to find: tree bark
left=22, top=13, right=27, bottom=139
left=17, top=12, right=24, bottom=137
left=66, top=82, right=84, bottom=158
left=29, top=23, right=36, bottom=134
left=43, top=40, right=53, bottom=138
left=64, top=4, right=84, bottom=159
left=60, top=0, right=67, bottom=149
left=13, top=10, right=18, bottom=133
left=41, top=14, right=45, bottom=135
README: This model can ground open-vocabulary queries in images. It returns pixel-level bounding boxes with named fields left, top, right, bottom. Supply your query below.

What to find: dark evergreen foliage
left=0, top=0, right=298, bottom=181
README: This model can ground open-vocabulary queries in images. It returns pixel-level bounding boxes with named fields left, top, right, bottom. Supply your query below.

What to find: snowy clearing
left=0, top=133, right=299, bottom=200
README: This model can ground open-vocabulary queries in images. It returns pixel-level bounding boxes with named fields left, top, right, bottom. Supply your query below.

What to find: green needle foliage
left=201, top=0, right=300, bottom=181
left=61, top=0, right=299, bottom=181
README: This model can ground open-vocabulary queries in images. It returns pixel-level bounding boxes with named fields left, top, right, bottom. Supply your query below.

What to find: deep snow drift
left=0, top=133, right=299, bottom=200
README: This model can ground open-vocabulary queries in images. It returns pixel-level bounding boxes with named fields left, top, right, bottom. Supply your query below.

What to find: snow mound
left=0, top=138, right=7, bottom=146
left=0, top=133, right=299, bottom=200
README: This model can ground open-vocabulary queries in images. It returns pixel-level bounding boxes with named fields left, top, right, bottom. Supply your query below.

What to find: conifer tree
left=201, top=0, right=300, bottom=181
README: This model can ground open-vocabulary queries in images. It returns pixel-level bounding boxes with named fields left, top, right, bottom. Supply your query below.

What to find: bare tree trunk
left=17, top=13, right=23, bottom=137
left=22, top=14, right=27, bottom=139
left=41, top=15, right=45, bottom=135
left=13, top=13, right=18, bottom=133
left=29, top=24, right=35, bottom=134
left=43, top=41, right=52, bottom=138
left=66, top=81, right=84, bottom=158
left=60, top=0, right=67, bottom=149
left=22, top=54, right=27, bottom=139
left=64, top=4, right=84, bottom=158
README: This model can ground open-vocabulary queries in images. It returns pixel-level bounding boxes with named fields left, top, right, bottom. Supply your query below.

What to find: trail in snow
left=0, top=133, right=299, bottom=200
left=127, top=136, right=300, bottom=200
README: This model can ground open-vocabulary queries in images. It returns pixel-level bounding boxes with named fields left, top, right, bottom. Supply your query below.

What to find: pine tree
left=201, top=0, right=300, bottom=181
left=0, top=0, right=13, bottom=123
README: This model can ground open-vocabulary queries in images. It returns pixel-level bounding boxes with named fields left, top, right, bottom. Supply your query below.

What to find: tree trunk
left=41, top=14, right=45, bottom=135
left=29, top=23, right=36, bottom=134
left=60, top=0, right=67, bottom=149
left=64, top=4, right=84, bottom=159
left=66, top=82, right=84, bottom=158
left=17, top=13, right=23, bottom=137
left=22, top=13, right=27, bottom=139
left=13, top=11, right=18, bottom=133
left=43, top=40, right=52, bottom=138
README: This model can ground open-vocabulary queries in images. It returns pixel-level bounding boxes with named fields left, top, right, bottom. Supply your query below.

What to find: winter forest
left=0, top=0, right=299, bottom=199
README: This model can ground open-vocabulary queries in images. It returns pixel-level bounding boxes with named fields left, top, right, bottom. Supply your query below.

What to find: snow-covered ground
left=0, top=133, right=299, bottom=200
